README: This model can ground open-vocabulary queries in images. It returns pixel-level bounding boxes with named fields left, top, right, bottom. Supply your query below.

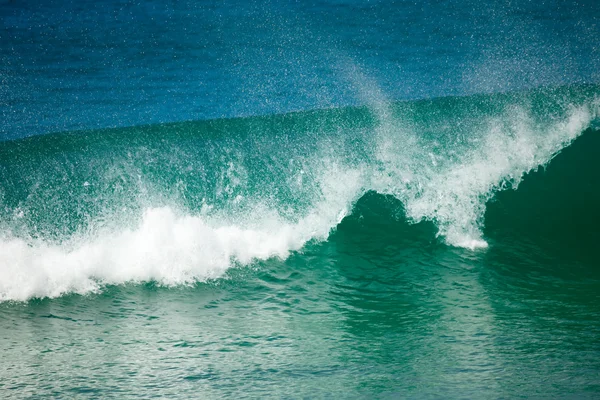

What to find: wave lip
left=372, top=92, right=599, bottom=248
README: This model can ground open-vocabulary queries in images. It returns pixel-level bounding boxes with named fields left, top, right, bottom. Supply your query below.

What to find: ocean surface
left=1, top=0, right=600, bottom=398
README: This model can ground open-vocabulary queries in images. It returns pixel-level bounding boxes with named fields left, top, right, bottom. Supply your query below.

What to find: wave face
left=0, top=84, right=598, bottom=301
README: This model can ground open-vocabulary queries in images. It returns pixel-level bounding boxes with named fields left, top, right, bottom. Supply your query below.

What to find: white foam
left=0, top=163, right=364, bottom=301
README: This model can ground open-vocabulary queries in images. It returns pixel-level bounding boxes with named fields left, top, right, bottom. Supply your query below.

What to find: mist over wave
left=0, top=84, right=598, bottom=301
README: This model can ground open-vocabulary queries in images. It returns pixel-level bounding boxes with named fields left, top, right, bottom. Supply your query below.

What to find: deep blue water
left=2, top=0, right=599, bottom=139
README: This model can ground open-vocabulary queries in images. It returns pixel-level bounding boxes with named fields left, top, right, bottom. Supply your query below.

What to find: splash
left=370, top=94, right=598, bottom=248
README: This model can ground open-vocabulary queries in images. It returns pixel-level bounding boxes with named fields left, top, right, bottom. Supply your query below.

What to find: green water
left=1, top=85, right=600, bottom=398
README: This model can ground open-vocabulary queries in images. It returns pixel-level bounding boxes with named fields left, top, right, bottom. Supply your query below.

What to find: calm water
left=1, top=0, right=600, bottom=398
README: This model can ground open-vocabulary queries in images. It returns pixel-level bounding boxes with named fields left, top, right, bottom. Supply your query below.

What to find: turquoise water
left=1, top=84, right=600, bottom=398
left=2, top=0, right=600, bottom=398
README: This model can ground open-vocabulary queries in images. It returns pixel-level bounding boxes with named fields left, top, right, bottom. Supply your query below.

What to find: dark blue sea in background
left=1, top=0, right=600, bottom=398
left=2, top=0, right=599, bottom=139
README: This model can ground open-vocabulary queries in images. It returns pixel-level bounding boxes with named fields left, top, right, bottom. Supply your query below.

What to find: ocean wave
left=0, top=84, right=598, bottom=300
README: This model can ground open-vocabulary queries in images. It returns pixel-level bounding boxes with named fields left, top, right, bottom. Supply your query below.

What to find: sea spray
left=370, top=90, right=599, bottom=248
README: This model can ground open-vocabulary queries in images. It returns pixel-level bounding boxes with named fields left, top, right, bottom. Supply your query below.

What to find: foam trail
left=0, top=163, right=364, bottom=301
